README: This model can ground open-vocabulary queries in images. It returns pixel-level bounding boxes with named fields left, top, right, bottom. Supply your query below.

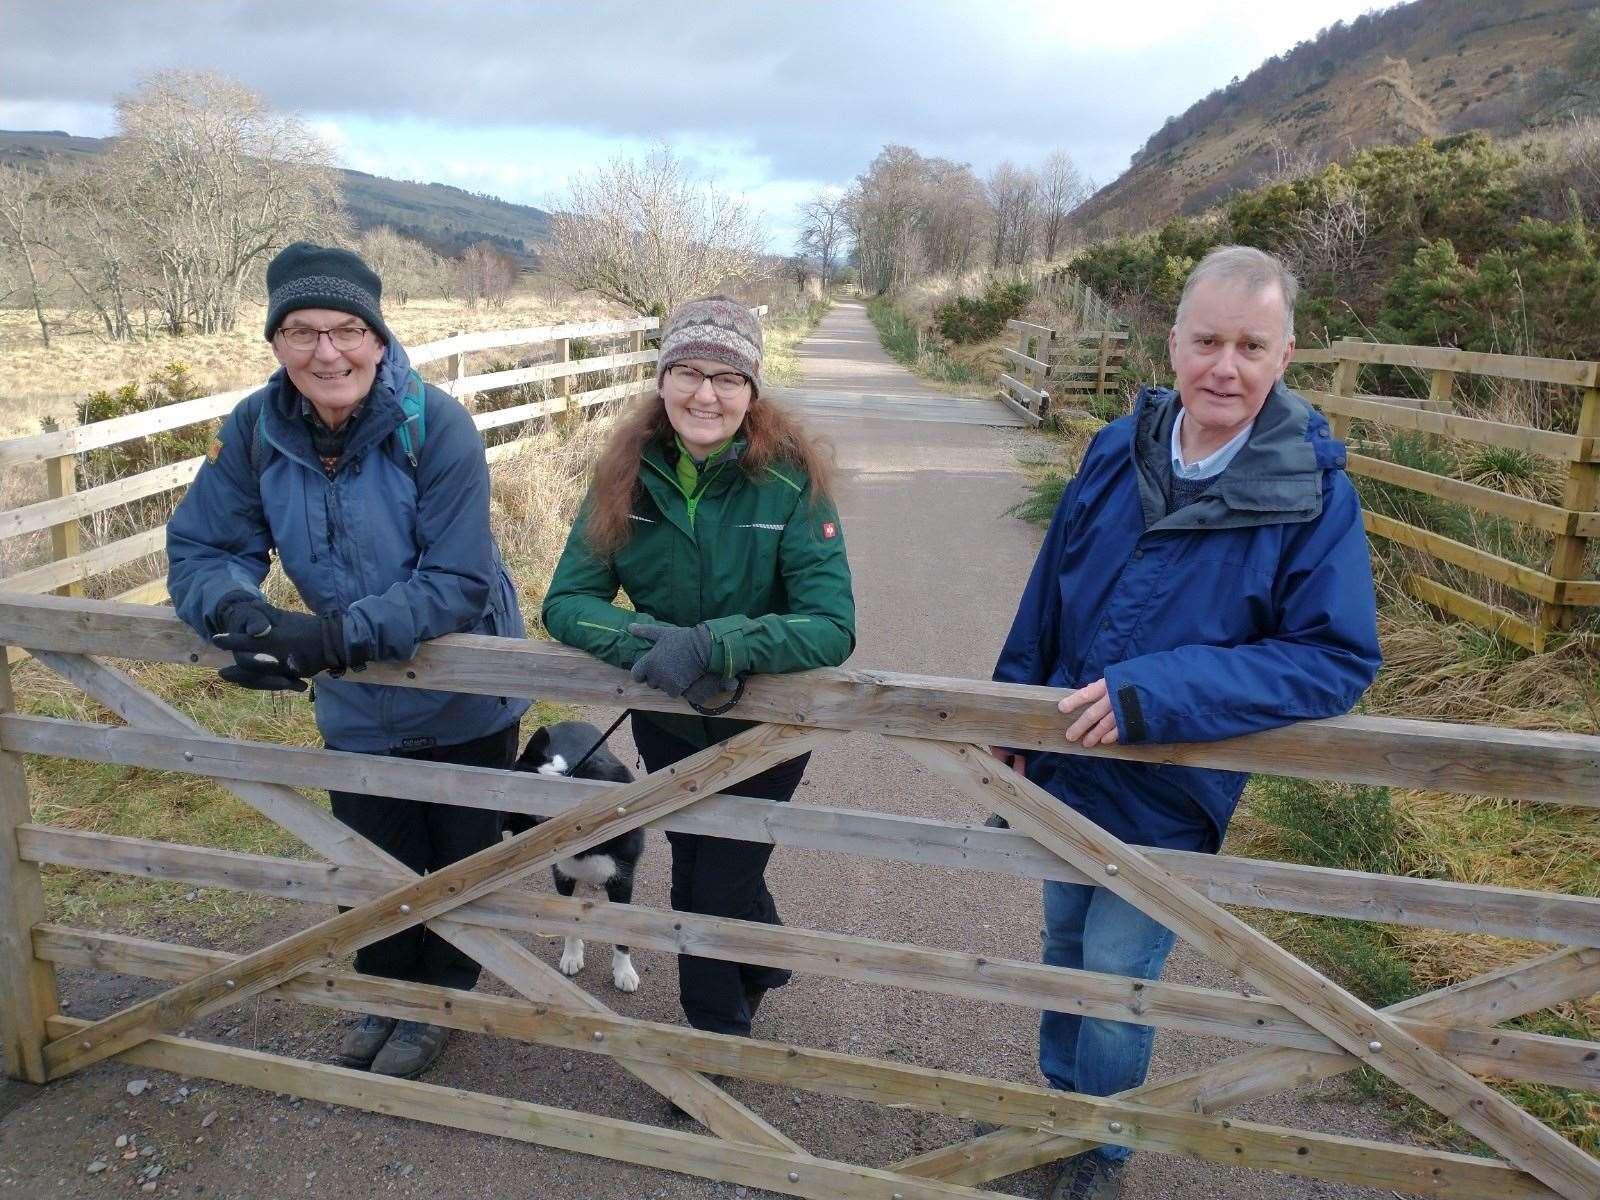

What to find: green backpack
left=247, top=369, right=428, bottom=480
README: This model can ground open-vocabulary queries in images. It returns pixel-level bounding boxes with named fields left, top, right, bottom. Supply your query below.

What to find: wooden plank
left=0, top=526, right=165, bottom=594
left=1429, top=369, right=1456, bottom=410
left=1349, top=452, right=1600, bottom=537
left=920, top=946, right=1600, bottom=1186
left=1004, top=318, right=1054, bottom=337
left=42, top=1015, right=994, bottom=1200
left=1290, top=348, right=1340, bottom=364
left=12, top=707, right=1600, bottom=945
left=997, top=373, right=1047, bottom=407
left=28, top=652, right=795, bottom=1151
left=1000, top=346, right=1050, bottom=376
left=5, top=596, right=1600, bottom=806
left=0, top=456, right=203, bottom=541
left=1331, top=340, right=1599, bottom=389
left=24, top=825, right=1600, bottom=1088
left=0, top=652, right=56, bottom=1081
left=1541, top=386, right=1600, bottom=633
left=901, top=740, right=1600, bottom=1200
left=1407, top=575, right=1543, bottom=653
left=993, top=389, right=1041, bottom=427
left=1305, top=390, right=1595, bottom=462
left=473, top=380, right=644, bottom=435
left=33, top=932, right=1574, bottom=1199
left=446, top=349, right=658, bottom=399
left=39, top=724, right=824, bottom=1079
left=407, top=317, right=659, bottom=364
left=0, top=388, right=249, bottom=469
left=1365, top=510, right=1600, bottom=606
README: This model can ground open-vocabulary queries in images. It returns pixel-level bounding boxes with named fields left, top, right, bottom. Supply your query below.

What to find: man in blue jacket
left=991, top=245, right=1380, bottom=1200
left=167, top=243, right=529, bottom=1079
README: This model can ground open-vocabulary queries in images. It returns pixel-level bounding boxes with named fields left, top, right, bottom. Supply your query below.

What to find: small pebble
left=140, top=1145, right=155, bottom=1157
left=141, top=1183, right=156, bottom=1194
left=86, top=1162, right=108, bottom=1175
left=115, top=1135, right=129, bottom=1149
left=200, top=1112, right=218, bottom=1129
left=127, top=1079, right=150, bottom=1097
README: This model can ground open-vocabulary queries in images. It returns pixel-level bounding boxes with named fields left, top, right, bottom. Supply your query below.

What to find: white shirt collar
left=1171, top=408, right=1253, bottom=481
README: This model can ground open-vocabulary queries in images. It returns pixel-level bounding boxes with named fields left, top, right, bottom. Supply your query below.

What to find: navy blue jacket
left=167, top=338, right=529, bottom=752
left=994, top=382, right=1381, bottom=853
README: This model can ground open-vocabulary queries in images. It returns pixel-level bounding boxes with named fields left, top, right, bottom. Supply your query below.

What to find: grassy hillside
left=1076, top=0, right=1599, bottom=234
left=0, top=129, right=553, bottom=261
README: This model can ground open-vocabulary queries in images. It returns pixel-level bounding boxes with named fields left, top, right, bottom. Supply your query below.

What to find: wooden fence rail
left=0, top=308, right=767, bottom=662
left=2, top=594, right=1599, bottom=1198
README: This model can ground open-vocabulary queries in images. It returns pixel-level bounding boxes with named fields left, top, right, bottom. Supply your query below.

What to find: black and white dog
left=506, top=721, right=644, bottom=992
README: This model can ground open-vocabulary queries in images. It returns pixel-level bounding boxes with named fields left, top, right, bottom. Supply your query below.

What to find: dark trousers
left=328, top=723, right=518, bottom=991
left=631, top=717, right=810, bottom=1036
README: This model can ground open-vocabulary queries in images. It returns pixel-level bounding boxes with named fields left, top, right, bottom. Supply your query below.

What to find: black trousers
left=328, top=723, right=518, bottom=991
left=632, top=717, right=810, bottom=1036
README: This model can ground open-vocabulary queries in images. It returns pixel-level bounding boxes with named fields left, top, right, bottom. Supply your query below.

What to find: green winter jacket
left=542, top=436, right=856, bottom=747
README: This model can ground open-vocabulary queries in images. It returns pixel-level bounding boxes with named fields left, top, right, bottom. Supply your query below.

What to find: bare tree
left=1038, top=150, right=1090, bottom=262
left=546, top=146, right=767, bottom=316
left=453, top=241, right=521, bottom=309
left=796, top=191, right=847, bottom=287
left=0, top=164, right=56, bottom=345
left=986, top=162, right=1039, bottom=268
left=109, top=71, right=346, bottom=334
left=1281, top=180, right=1371, bottom=286
left=358, top=226, right=447, bottom=306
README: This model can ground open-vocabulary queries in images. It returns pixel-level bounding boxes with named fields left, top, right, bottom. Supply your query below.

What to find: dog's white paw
left=612, top=949, right=639, bottom=992
left=559, top=936, right=585, bottom=976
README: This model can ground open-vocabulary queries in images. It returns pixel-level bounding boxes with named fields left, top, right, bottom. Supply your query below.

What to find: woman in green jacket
left=542, top=296, right=855, bottom=1038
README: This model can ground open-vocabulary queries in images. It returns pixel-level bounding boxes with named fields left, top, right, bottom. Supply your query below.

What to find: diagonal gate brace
left=894, top=738, right=1600, bottom=1200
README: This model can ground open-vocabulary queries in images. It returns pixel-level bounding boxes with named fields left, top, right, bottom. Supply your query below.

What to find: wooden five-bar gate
left=3, top=593, right=1600, bottom=1197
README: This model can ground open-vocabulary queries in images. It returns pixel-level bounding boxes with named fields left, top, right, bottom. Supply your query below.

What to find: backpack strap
left=246, top=371, right=428, bottom=483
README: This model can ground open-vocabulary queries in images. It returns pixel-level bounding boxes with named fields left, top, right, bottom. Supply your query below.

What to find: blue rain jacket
left=994, top=382, right=1381, bottom=853
left=167, top=338, right=528, bottom=752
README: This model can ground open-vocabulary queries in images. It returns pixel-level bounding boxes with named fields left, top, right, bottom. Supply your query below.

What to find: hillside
left=1075, top=0, right=1599, bottom=234
left=0, top=129, right=552, bottom=261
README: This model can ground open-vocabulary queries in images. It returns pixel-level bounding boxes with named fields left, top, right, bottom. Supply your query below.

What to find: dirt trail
left=1, top=301, right=1402, bottom=1199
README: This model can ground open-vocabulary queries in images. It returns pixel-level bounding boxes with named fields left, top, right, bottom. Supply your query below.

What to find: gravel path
left=0, top=301, right=1409, bottom=1199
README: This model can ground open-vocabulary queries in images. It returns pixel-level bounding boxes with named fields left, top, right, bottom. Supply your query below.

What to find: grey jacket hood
left=1130, top=381, right=1346, bottom=532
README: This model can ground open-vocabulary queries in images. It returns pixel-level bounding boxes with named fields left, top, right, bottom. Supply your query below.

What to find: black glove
left=628, top=622, right=727, bottom=701
left=212, top=598, right=350, bottom=692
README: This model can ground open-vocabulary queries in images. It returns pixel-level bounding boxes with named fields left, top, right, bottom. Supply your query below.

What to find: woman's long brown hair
left=583, top=392, right=837, bottom=555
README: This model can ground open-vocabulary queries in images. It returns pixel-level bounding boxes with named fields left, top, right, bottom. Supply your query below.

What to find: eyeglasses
left=664, top=364, right=751, bottom=399
left=276, top=324, right=372, bottom=353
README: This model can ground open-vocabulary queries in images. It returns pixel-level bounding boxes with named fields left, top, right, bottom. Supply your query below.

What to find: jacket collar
left=261, top=338, right=414, bottom=472
left=1131, top=381, right=1338, bottom=532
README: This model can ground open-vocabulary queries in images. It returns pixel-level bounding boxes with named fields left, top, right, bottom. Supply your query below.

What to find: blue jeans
left=1040, top=881, right=1178, bottom=1163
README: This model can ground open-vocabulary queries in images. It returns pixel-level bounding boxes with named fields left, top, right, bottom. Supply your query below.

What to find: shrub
left=935, top=279, right=1032, bottom=343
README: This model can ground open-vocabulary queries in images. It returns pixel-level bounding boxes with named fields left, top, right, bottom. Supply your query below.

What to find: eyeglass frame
left=274, top=323, right=374, bottom=353
left=662, top=363, right=753, bottom=397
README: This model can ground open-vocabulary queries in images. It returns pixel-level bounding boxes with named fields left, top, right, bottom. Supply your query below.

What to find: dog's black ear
left=518, top=725, right=552, bottom=768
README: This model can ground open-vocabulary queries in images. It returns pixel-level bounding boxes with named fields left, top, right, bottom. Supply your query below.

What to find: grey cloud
left=3, top=0, right=1287, bottom=186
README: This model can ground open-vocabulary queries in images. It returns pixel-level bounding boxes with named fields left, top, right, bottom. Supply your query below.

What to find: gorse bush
left=935, top=279, right=1032, bottom=344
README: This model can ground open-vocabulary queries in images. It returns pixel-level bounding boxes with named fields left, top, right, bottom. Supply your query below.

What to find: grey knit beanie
left=657, top=296, right=763, bottom=398
left=264, top=242, right=393, bottom=345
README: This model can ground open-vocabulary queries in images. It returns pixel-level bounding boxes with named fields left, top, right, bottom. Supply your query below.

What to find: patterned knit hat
left=263, top=242, right=393, bottom=345
left=657, top=295, right=763, bottom=398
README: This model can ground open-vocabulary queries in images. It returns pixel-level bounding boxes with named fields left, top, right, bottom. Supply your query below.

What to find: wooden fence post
left=43, top=454, right=82, bottom=599
left=442, top=331, right=464, bottom=400
left=1329, top=353, right=1358, bottom=441
left=1541, top=384, right=1600, bottom=636
left=1096, top=330, right=1112, bottom=395
left=629, top=329, right=644, bottom=392
left=555, top=337, right=571, bottom=416
left=0, top=649, right=58, bottom=1082
left=1427, top=369, right=1456, bottom=411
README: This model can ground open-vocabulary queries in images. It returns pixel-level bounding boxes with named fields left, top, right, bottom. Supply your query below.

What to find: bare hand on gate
left=1059, top=678, right=1120, bottom=748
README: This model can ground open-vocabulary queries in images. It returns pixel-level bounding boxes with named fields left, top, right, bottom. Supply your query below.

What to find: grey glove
left=629, top=622, right=725, bottom=701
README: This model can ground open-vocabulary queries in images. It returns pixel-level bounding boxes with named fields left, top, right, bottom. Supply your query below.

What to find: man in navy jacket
left=167, top=243, right=528, bottom=1081
left=991, top=245, right=1380, bottom=1199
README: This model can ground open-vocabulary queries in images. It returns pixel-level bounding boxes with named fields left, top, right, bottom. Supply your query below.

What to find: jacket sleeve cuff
left=703, top=614, right=753, bottom=677
left=1102, top=666, right=1151, bottom=744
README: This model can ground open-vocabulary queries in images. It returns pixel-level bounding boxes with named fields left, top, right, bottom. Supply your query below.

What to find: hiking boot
left=1049, top=1152, right=1126, bottom=1200
left=368, top=1020, right=450, bottom=1079
left=335, top=1014, right=397, bottom=1068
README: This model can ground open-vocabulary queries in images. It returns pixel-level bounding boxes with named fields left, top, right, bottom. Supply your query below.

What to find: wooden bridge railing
left=3, top=592, right=1599, bottom=1199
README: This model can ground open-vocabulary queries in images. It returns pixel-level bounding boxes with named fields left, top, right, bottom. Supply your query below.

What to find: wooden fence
left=0, top=306, right=767, bottom=665
left=1294, top=339, right=1600, bottom=651
left=999, top=320, right=1128, bottom=424
left=3, top=592, right=1600, bottom=1198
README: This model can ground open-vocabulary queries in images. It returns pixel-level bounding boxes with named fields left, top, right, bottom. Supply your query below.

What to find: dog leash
left=565, top=709, right=632, bottom=777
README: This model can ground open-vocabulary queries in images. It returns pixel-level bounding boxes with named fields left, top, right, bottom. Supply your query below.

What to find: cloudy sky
left=3, top=0, right=1389, bottom=249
